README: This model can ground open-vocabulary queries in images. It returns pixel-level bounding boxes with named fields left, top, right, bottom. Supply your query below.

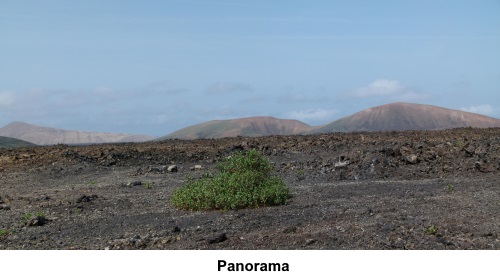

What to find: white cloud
left=351, top=79, right=405, bottom=97
left=240, top=95, right=265, bottom=103
left=197, top=107, right=250, bottom=120
left=139, top=82, right=188, bottom=96
left=1, top=88, right=52, bottom=112
left=93, top=86, right=114, bottom=95
left=0, top=83, right=198, bottom=135
left=206, top=82, right=253, bottom=95
left=348, top=79, right=429, bottom=102
left=278, top=86, right=329, bottom=103
left=0, top=91, right=15, bottom=107
left=286, top=108, right=339, bottom=123
left=278, top=93, right=328, bottom=103
left=460, top=105, right=494, bottom=115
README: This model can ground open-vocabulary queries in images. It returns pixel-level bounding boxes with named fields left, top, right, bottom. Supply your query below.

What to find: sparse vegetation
left=23, top=213, right=32, bottom=223
left=424, top=225, right=437, bottom=235
left=1, top=128, right=499, bottom=249
left=171, top=149, right=290, bottom=211
left=0, top=228, right=13, bottom=241
left=296, top=169, right=305, bottom=176
left=144, top=181, right=154, bottom=189
left=453, top=139, right=465, bottom=148
left=0, top=229, right=11, bottom=237
left=23, top=211, right=46, bottom=225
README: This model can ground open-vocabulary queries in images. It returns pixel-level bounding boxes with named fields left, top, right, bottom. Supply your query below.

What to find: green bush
left=171, top=149, right=290, bottom=211
left=424, top=225, right=437, bottom=235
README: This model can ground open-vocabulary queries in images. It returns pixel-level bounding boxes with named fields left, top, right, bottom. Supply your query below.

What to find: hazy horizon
left=1, top=1, right=499, bottom=136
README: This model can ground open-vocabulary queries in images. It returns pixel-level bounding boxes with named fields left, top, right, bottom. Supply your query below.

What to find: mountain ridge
left=311, top=102, right=500, bottom=134
left=0, top=121, right=155, bottom=145
left=161, top=102, right=500, bottom=139
left=2, top=103, right=499, bottom=143
left=159, top=116, right=312, bottom=140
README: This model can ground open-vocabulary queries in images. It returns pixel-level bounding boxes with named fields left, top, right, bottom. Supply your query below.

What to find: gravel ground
left=1, top=128, right=499, bottom=249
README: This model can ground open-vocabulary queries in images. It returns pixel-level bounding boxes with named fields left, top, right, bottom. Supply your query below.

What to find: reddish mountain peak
left=161, top=116, right=311, bottom=140
left=312, top=102, right=500, bottom=133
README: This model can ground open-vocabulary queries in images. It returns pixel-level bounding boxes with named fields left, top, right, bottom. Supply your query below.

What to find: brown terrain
left=162, top=103, right=500, bottom=139
left=1, top=128, right=499, bottom=249
left=161, top=116, right=312, bottom=140
left=312, top=103, right=500, bottom=133
left=0, top=121, right=155, bottom=145
left=3, top=103, right=499, bottom=145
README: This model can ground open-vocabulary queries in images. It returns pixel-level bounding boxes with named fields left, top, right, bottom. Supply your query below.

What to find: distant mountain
left=311, top=102, right=500, bottom=133
left=159, top=116, right=312, bottom=140
left=6, top=103, right=497, bottom=144
left=0, top=122, right=155, bottom=145
left=0, top=136, right=36, bottom=149
left=159, top=103, right=500, bottom=140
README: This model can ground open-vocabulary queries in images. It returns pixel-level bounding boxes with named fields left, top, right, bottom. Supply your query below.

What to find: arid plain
left=1, top=128, right=498, bottom=249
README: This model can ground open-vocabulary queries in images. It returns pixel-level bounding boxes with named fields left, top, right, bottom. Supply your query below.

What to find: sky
left=1, top=0, right=499, bottom=136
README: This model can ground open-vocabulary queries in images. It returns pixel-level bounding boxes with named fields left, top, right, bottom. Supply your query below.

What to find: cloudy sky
left=1, top=0, right=499, bottom=136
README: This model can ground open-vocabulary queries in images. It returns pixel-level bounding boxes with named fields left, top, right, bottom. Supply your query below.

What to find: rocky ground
left=0, top=128, right=499, bottom=249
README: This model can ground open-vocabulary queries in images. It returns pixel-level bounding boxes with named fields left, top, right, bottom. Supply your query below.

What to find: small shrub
left=23, top=212, right=33, bottom=223
left=23, top=211, right=47, bottom=226
left=424, top=225, right=437, bottom=235
left=144, top=181, right=154, bottom=189
left=171, top=149, right=290, bottom=211
left=0, top=228, right=12, bottom=240
left=453, top=139, right=465, bottom=148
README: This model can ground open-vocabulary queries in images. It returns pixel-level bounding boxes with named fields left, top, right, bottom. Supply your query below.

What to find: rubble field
left=0, top=128, right=499, bottom=249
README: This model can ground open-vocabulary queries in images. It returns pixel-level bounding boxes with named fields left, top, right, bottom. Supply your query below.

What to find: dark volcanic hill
left=0, top=121, right=155, bottom=145
left=160, top=116, right=312, bottom=140
left=311, top=102, right=500, bottom=133
left=0, top=136, right=36, bottom=148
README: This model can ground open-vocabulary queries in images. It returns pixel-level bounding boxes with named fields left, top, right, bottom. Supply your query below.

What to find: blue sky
left=1, top=0, right=499, bottom=136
